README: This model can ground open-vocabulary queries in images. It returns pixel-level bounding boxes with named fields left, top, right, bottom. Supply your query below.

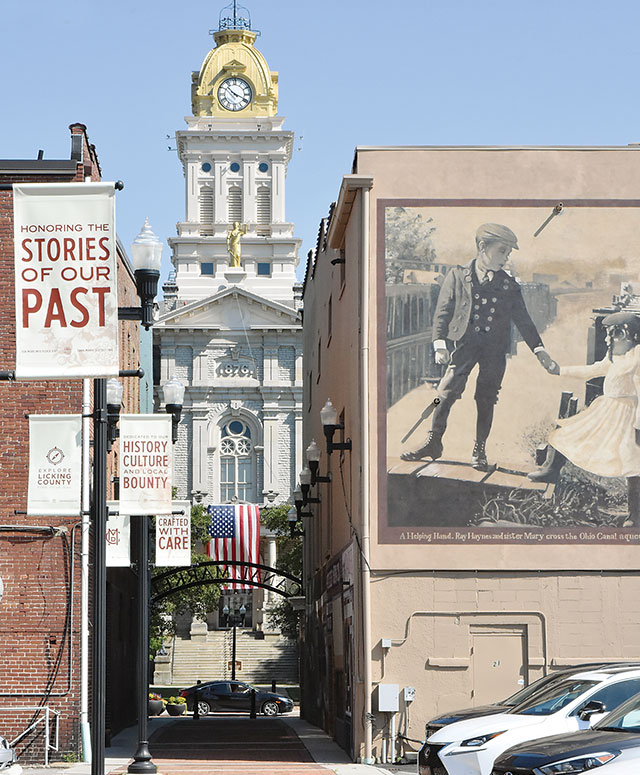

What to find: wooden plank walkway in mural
left=388, top=457, right=551, bottom=492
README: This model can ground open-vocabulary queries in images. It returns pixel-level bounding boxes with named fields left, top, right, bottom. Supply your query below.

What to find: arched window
left=228, top=185, right=242, bottom=223
left=219, top=419, right=254, bottom=502
left=199, top=185, right=213, bottom=235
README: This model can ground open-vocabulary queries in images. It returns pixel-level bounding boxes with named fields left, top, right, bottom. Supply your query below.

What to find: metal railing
left=1, top=706, right=60, bottom=766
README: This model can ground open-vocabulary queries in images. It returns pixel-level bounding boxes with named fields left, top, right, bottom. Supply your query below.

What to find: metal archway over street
left=151, top=560, right=303, bottom=604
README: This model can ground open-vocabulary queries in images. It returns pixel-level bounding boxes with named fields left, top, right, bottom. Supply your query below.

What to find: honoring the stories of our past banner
left=13, top=182, right=119, bottom=379
left=27, top=415, right=82, bottom=516
left=119, top=414, right=172, bottom=516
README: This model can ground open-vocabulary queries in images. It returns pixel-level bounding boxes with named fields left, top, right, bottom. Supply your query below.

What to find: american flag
left=206, top=504, right=260, bottom=590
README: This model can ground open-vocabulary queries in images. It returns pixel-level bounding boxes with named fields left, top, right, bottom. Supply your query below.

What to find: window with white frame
left=199, top=185, right=213, bottom=235
left=219, top=419, right=254, bottom=502
left=228, top=185, right=242, bottom=223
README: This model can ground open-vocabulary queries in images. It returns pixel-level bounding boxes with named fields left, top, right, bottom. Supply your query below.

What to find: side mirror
left=578, top=700, right=606, bottom=721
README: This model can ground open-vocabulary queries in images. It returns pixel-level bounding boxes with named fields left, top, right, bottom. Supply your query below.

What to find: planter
left=165, top=703, right=186, bottom=717
left=148, top=699, right=164, bottom=716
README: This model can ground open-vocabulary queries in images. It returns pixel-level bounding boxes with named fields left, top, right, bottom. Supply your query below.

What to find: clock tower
left=167, top=1, right=301, bottom=302
left=154, top=3, right=303, bottom=651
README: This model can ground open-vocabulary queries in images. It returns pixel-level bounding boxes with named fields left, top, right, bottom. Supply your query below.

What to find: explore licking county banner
left=13, top=182, right=119, bottom=379
left=27, top=415, right=82, bottom=516
left=119, top=414, right=172, bottom=516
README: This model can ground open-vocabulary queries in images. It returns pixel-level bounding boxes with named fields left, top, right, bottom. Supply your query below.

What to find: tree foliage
left=149, top=503, right=224, bottom=657
left=261, top=504, right=302, bottom=639
left=385, top=206, right=437, bottom=283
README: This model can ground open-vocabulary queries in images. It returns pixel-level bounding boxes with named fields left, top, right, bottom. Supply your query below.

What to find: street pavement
left=21, top=711, right=417, bottom=775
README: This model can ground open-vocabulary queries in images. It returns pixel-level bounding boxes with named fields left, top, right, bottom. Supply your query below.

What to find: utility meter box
left=377, top=683, right=399, bottom=712
left=403, top=686, right=416, bottom=702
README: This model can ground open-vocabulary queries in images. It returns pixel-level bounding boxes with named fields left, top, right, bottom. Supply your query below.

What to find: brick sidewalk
left=110, top=717, right=331, bottom=775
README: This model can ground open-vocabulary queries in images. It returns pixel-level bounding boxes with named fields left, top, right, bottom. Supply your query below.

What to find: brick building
left=0, top=124, right=140, bottom=762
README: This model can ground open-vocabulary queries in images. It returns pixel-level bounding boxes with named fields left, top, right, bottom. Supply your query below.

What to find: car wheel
left=197, top=700, right=212, bottom=716
left=262, top=701, right=279, bottom=716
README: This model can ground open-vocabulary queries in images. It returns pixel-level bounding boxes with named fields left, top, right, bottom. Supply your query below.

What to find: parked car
left=0, top=734, right=21, bottom=775
left=418, top=667, right=640, bottom=775
left=424, top=663, right=640, bottom=739
left=491, top=690, right=640, bottom=775
left=179, top=680, right=294, bottom=716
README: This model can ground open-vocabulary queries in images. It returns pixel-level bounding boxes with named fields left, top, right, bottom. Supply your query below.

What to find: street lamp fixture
left=298, top=466, right=320, bottom=506
left=305, top=439, right=331, bottom=485
left=106, top=378, right=123, bottom=452
left=119, top=219, right=163, bottom=330
left=293, top=488, right=311, bottom=520
left=162, top=376, right=185, bottom=443
left=320, top=398, right=352, bottom=455
left=287, top=506, right=302, bottom=538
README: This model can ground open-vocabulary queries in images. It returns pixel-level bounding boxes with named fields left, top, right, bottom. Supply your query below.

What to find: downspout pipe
left=359, top=179, right=374, bottom=764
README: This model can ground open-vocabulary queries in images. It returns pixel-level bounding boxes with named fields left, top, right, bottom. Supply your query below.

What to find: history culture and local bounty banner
left=13, top=182, right=119, bottom=379
left=381, top=199, right=640, bottom=545
left=119, top=414, right=173, bottom=516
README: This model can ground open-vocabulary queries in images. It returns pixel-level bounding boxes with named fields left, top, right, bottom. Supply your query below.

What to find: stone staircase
left=166, top=630, right=299, bottom=688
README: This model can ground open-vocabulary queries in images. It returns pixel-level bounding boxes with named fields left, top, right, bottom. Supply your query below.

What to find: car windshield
left=596, top=692, right=640, bottom=733
left=512, top=680, right=598, bottom=716
left=501, top=673, right=571, bottom=707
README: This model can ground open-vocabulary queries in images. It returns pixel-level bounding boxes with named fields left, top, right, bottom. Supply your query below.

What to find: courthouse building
left=301, top=145, right=640, bottom=762
left=153, top=5, right=303, bottom=640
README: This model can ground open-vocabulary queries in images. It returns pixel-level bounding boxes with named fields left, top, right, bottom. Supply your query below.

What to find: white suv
left=418, top=667, right=640, bottom=775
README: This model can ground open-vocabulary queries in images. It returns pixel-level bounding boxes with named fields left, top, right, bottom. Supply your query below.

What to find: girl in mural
left=529, top=311, right=640, bottom=526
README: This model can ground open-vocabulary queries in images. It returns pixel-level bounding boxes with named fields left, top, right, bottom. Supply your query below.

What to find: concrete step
left=165, top=631, right=299, bottom=685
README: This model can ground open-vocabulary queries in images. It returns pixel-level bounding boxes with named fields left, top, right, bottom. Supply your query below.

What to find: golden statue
left=227, top=221, right=247, bottom=267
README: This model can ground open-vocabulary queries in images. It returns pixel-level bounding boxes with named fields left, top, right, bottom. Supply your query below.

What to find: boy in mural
left=401, top=223, right=556, bottom=470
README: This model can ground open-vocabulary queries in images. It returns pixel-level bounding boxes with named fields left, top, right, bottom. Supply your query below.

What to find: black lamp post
left=123, top=221, right=163, bottom=775
left=84, top=217, right=162, bottom=775
left=127, top=375, right=184, bottom=775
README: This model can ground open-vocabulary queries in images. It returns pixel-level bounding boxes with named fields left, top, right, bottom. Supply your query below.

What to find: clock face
left=217, top=78, right=252, bottom=111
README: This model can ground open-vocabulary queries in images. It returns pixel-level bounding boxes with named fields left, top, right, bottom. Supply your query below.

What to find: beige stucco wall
left=368, top=571, right=640, bottom=755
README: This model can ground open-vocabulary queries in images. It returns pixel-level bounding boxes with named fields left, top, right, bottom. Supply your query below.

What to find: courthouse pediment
left=154, top=286, right=301, bottom=331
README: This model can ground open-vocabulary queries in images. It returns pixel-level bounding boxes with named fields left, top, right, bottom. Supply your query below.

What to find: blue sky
left=2, top=0, right=640, bottom=285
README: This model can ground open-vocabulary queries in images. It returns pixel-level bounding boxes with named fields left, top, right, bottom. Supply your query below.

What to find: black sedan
left=492, top=690, right=640, bottom=775
left=179, top=680, right=294, bottom=716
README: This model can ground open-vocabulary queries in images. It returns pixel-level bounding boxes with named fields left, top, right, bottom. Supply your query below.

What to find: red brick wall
left=0, top=124, right=140, bottom=762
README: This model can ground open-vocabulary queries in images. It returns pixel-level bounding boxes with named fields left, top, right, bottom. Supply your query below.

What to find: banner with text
left=106, top=503, right=131, bottom=567
left=155, top=501, right=191, bottom=567
left=27, top=415, right=82, bottom=516
left=119, top=414, right=172, bottom=516
left=13, top=182, right=119, bottom=378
